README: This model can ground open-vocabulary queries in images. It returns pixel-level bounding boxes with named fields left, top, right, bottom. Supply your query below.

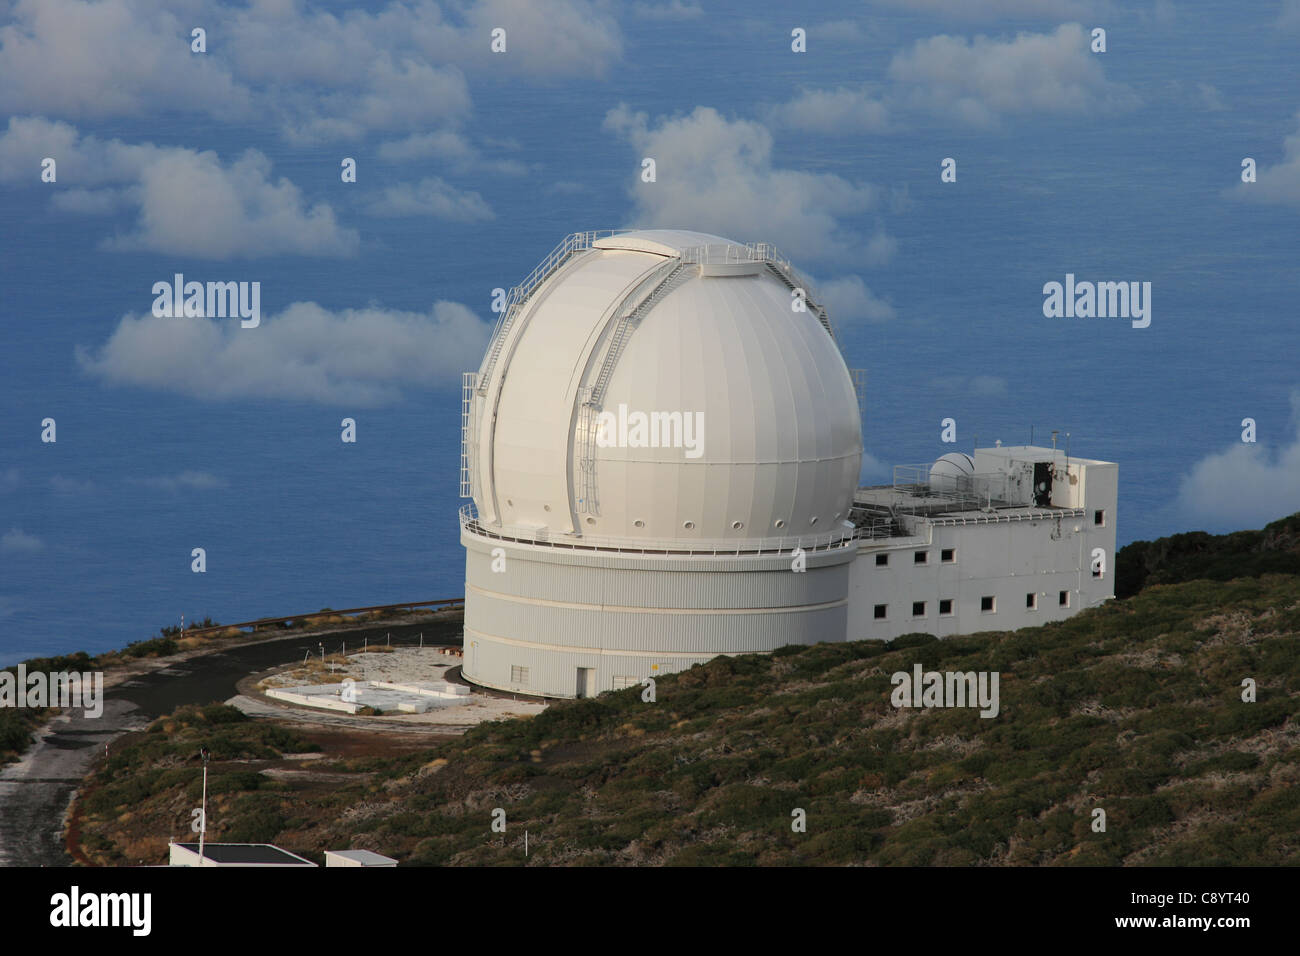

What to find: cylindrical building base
left=461, top=527, right=854, bottom=699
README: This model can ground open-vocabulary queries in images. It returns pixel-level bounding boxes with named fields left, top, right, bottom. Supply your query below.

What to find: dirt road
left=0, top=616, right=461, bottom=866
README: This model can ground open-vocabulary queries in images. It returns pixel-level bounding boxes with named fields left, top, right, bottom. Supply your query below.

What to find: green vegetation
left=1116, top=512, right=1300, bottom=598
left=75, top=704, right=319, bottom=864
left=74, top=514, right=1300, bottom=866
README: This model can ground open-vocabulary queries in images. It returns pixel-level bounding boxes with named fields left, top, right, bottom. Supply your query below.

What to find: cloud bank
left=76, top=300, right=492, bottom=405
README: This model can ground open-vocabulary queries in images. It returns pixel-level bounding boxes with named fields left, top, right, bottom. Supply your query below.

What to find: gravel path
left=0, top=700, right=147, bottom=866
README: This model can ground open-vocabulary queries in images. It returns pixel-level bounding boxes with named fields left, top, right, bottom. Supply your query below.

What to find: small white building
left=848, top=445, right=1117, bottom=640
left=168, top=842, right=317, bottom=867
left=325, top=849, right=399, bottom=867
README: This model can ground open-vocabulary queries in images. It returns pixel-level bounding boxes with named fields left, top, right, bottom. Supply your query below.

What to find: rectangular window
left=980, top=596, right=995, bottom=613
left=510, top=665, right=529, bottom=684
left=1059, top=590, right=1070, bottom=608
left=612, top=675, right=639, bottom=690
left=912, top=601, right=926, bottom=617
left=914, top=551, right=928, bottom=564
left=939, top=598, right=954, bottom=616
left=1094, top=509, right=1105, bottom=526
left=1026, top=592, right=1037, bottom=610
left=874, top=604, right=887, bottom=620
left=941, top=548, right=955, bottom=563
left=875, top=553, right=889, bottom=567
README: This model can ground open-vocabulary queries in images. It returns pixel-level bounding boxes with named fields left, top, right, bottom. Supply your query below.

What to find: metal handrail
left=477, top=230, right=606, bottom=390
left=459, top=503, right=856, bottom=556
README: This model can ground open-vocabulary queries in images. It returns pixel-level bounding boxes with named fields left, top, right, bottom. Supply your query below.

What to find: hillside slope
left=76, top=520, right=1300, bottom=866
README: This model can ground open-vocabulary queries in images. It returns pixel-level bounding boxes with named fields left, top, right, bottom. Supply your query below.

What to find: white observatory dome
left=929, top=452, right=976, bottom=494
left=464, top=229, right=862, bottom=547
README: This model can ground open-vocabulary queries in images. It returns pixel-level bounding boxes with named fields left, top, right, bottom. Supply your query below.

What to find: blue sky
left=1, top=0, right=1299, bottom=662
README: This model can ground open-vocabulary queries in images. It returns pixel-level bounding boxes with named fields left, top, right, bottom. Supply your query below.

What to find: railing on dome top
left=477, top=230, right=610, bottom=393
left=748, top=242, right=836, bottom=339
left=479, top=233, right=837, bottom=396
left=459, top=503, right=857, bottom=557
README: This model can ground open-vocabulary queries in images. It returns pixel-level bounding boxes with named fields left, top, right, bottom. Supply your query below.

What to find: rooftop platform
left=851, top=444, right=1111, bottom=538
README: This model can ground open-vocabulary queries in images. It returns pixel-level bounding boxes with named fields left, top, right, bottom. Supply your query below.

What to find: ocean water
left=1, top=1, right=1297, bottom=665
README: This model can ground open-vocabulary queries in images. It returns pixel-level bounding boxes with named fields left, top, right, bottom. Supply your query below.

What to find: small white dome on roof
left=930, top=452, right=976, bottom=493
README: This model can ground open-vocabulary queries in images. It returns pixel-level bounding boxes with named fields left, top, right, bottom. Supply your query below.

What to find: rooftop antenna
left=1051, top=430, right=1059, bottom=452
left=1030, top=425, right=1034, bottom=447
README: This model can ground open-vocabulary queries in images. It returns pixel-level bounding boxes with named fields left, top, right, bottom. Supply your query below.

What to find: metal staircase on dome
left=575, top=255, right=695, bottom=515
left=476, top=230, right=601, bottom=394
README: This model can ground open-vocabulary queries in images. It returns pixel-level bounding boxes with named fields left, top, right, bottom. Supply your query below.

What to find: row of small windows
left=875, top=548, right=957, bottom=567
left=874, top=523, right=1110, bottom=569
left=874, top=591, right=1072, bottom=619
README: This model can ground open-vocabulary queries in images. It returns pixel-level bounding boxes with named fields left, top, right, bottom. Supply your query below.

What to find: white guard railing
left=459, top=503, right=856, bottom=556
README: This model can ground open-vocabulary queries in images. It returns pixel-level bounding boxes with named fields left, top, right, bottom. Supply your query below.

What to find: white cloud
left=226, top=0, right=621, bottom=98
left=603, top=104, right=886, bottom=265
left=50, top=476, right=96, bottom=494
left=1226, top=113, right=1300, bottom=208
left=0, top=0, right=621, bottom=141
left=969, top=375, right=1008, bottom=396
left=818, top=275, right=896, bottom=323
left=0, top=469, right=18, bottom=494
left=0, top=117, right=357, bottom=258
left=137, top=471, right=228, bottom=492
left=50, top=187, right=134, bottom=215
left=888, top=24, right=1138, bottom=127
left=1197, top=82, right=1227, bottom=112
left=0, top=0, right=251, bottom=121
left=378, top=130, right=476, bottom=163
left=76, top=300, right=492, bottom=406
left=1175, top=391, right=1300, bottom=530
left=873, top=0, right=1100, bottom=18
left=766, top=86, right=889, bottom=134
left=812, top=20, right=874, bottom=41
left=633, top=1, right=703, bottom=19
left=1, top=529, right=44, bottom=553
left=452, top=0, right=622, bottom=77
left=110, top=149, right=358, bottom=257
left=377, top=131, right=529, bottom=175
left=1279, top=0, right=1300, bottom=29
left=367, top=177, right=495, bottom=221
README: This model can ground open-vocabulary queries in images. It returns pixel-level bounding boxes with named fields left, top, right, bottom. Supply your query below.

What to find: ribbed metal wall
left=461, top=529, right=853, bottom=698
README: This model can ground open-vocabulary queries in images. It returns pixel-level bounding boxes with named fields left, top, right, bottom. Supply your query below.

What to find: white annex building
left=459, top=230, right=1117, bottom=699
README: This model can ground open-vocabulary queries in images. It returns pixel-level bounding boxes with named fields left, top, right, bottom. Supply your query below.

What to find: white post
left=198, top=748, right=210, bottom=865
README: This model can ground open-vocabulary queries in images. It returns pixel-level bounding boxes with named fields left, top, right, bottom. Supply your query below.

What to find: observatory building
left=459, top=230, right=1117, bottom=699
